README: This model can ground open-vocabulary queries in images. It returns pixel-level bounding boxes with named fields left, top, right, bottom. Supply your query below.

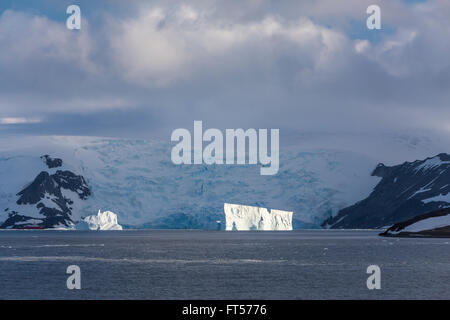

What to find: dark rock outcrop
left=41, top=155, right=63, bottom=168
left=323, top=153, right=450, bottom=229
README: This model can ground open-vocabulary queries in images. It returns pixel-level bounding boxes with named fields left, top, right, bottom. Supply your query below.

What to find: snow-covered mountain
left=324, top=153, right=450, bottom=229
left=0, top=154, right=90, bottom=229
left=0, top=134, right=447, bottom=229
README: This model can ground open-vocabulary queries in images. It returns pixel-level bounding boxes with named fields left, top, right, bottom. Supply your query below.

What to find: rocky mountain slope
left=323, top=154, right=450, bottom=229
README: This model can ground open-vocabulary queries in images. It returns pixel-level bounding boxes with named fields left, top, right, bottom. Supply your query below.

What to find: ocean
left=0, top=230, right=448, bottom=299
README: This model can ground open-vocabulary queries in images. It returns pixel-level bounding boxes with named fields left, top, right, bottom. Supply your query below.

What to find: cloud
left=0, top=1, right=449, bottom=139
left=0, top=117, right=42, bottom=125
left=108, top=7, right=348, bottom=86
left=0, top=9, right=105, bottom=115
left=0, top=10, right=95, bottom=78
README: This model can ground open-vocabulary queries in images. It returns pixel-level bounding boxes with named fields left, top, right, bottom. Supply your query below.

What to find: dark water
left=0, top=230, right=448, bottom=299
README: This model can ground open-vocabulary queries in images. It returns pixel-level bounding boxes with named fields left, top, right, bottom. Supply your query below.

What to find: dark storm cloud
left=0, top=0, right=449, bottom=138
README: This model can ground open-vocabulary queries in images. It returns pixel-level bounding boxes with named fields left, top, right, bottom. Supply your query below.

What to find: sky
left=0, top=0, right=449, bottom=140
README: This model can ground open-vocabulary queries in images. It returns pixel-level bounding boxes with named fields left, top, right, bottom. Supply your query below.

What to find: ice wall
left=224, top=203, right=293, bottom=231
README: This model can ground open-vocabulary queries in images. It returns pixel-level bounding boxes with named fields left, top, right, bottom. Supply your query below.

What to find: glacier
left=75, top=210, right=123, bottom=230
left=381, top=208, right=450, bottom=237
left=0, top=133, right=448, bottom=229
left=224, top=203, right=292, bottom=231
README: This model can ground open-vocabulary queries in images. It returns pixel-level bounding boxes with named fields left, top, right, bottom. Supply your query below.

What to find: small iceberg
left=75, top=210, right=123, bottom=230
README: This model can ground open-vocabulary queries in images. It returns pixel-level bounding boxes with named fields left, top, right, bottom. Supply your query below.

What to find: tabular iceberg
left=75, top=210, right=123, bottom=230
left=224, top=203, right=293, bottom=231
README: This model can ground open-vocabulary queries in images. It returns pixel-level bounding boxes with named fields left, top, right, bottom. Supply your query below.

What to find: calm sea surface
left=0, top=230, right=448, bottom=299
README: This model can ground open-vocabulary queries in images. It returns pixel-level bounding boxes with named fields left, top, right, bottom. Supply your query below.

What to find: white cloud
left=177, top=5, right=200, bottom=21
left=0, top=117, right=42, bottom=125
left=108, top=8, right=348, bottom=86
left=0, top=10, right=95, bottom=72
left=354, top=39, right=370, bottom=53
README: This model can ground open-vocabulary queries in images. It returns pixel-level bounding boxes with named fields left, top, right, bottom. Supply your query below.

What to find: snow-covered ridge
left=413, top=154, right=450, bottom=173
left=381, top=209, right=450, bottom=237
left=402, top=215, right=449, bottom=233
left=75, top=210, right=123, bottom=230
left=224, top=203, right=292, bottom=231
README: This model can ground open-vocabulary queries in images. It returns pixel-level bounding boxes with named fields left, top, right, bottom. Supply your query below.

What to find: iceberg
left=224, top=203, right=293, bottom=231
left=75, top=210, right=123, bottom=230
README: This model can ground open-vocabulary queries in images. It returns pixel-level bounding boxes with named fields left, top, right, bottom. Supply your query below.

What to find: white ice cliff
left=75, top=210, right=123, bottom=230
left=224, top=203, right=293, bottom=231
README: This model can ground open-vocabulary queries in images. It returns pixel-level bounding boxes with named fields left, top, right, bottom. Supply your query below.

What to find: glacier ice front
left=75, top=210, right=123, bottom=230
left=224, top=203, right=293, bottom=231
